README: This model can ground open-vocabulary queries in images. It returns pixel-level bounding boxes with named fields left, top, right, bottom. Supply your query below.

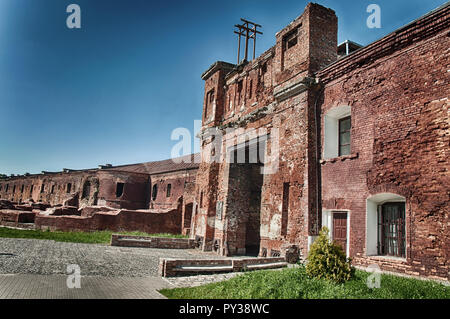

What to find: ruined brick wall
left=192, top=3, right=338, bottom=256
left=96, top=170, right=150, bottom=210
left=149, top=169, right=197, bottom=210
left=0, top=171, right=95, bottom=206
left=317, top=6, right=449, bottom=280
left=0, top=210, right=36, bottom=228
left=35, top=207, right=182, bottom=234
left=0, top=169, right=151, bottom=211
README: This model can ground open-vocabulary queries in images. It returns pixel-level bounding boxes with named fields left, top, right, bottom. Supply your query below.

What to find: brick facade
left=191, top=3, right=449, bottom=280
left=0, top=3, right=448, bottom=281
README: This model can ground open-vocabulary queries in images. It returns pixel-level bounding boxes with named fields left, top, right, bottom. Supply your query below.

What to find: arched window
left=82, top=181, right=91, bottom=199
left=152, top=184, right=158, bottom=201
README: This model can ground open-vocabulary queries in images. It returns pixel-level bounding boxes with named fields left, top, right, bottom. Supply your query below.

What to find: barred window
left=377, top=202, right=406, bottom=257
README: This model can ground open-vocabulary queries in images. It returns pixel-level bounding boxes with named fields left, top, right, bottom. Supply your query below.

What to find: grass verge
left=0, top=226, right=187, bottom=244
left=160, top=266, right=450, bottom=299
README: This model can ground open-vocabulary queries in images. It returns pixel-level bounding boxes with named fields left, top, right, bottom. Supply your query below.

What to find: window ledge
left=320, top=152, right=359, bottom=164
left=365, top=255, right=407, bottom=263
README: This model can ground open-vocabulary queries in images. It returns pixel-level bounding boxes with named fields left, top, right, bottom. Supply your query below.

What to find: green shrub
left=306, top=226, right=354, bottom=283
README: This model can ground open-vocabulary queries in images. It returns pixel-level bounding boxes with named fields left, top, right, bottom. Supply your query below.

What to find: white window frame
left=366, top=193, right=407, bottom=259
left=323, top=105, right=351, bottom=159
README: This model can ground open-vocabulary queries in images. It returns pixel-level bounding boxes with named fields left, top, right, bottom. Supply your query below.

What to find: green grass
left=0, top=227, right=187, bottom=244
left=160, top=266, right=450, bottom=299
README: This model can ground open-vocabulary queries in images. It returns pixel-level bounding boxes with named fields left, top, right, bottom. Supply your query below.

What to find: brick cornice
left=316, top=3, right=450, bottom=84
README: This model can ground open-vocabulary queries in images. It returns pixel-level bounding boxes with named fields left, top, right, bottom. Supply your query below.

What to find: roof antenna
left=234, top=18, right=262, bottom=64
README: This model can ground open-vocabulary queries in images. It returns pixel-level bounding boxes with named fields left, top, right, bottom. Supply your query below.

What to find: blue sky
left=0, top=0, right=446, bottom=175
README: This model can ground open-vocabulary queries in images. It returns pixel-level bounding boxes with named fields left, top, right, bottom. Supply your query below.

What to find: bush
left=306, top=226, right=354, bottom=283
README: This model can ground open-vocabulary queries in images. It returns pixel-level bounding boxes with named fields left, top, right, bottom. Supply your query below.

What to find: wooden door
left=333, top=212, right=347, bottom=254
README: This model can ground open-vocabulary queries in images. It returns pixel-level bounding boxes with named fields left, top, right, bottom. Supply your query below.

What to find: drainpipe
left=309, top=79, right=325, bottom=251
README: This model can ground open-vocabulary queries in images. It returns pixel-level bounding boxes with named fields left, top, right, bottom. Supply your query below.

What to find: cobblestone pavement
left=0, top=238, right=221, bottom=277
left=0, top=237, right=224, bottom=299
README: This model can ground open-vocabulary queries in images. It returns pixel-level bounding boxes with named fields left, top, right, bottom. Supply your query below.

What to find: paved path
left=0, top=274, right=169, bottom=299
left=0, top=237, right=223, bottom=299
left=0, top=237, right=220, bottom=277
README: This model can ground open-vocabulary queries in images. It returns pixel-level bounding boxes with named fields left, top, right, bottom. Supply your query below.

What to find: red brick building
left=190, top=3, right=449, bottom=280
left=0, top=2, right=447, bottom=281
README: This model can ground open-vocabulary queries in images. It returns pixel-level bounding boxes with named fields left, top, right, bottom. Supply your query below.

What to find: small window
left=248, top=79, right=253, bottom=99
left=152, top=184, right=158, bottom=201
left=166, top=184, right=172, bottom=197
left=284, top=27, right=299, bottom=50
left=116, top=182, right=124, bottom=198
left=281, top=182, right=290, bottom=236
left=237, top=80, right=243, bottom=105
left=0, top=185, right=2, bottom=192
left=261, top=63, right=267, bottom=75
left=200, top=191, right=204, bottom=208
left=338, top=116, right=351, bottom=156
left=205, top=89, right=215, bottom=119
left=41, top=184, right=45, bottom=193
left=21, top=185, right=24, bottom=193
left=377, top=202, right=406, bottom=258
left=209, top=89, right=215, bottom=105
left=67, top=183, right=72, bottom=193
left=51, top=185, right=55, bottom=194
left=259, top=63, right=267, bottom=86
left=82, top=181, right=91, bottom=199
left=30, top=185, right=34, bottom=195
left=13, top=185, right=16, bottom=194
left=5, top=184, right=9, bottom=193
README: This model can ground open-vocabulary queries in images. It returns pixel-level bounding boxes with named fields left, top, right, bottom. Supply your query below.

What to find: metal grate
left=377, top=202, right=406, bottom=258
left=270, top=249, right=280, bottom=257
left=261, top=247, right=267, bottom=257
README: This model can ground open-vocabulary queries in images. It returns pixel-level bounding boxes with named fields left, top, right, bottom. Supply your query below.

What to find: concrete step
left=176, top=265, right=233, bottom=273
left=173, top=261, right=288, bottom=274
left=245, top=262, right=287, bottom=270
left=120, top=238, right=154, bottom=243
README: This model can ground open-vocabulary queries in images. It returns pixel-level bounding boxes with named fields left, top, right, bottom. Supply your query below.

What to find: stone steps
left=111, top=234, right=196, bottom=249
left=177, top=265, right=233, bottom=273
left=245, top=261, right=288, bottom=270
left=159, top=257, right=288, bottom=277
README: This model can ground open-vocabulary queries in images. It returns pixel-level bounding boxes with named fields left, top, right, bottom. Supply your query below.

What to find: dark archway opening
left=226, top=138, right=265, bottom=256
